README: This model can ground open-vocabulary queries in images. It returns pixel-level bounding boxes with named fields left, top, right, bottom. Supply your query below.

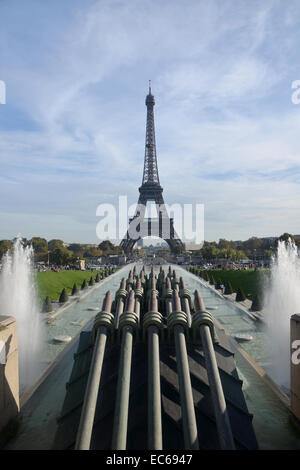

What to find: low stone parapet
left=0, top=316, right=20, bottom=433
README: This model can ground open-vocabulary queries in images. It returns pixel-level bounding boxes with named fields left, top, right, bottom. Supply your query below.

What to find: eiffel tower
left=120, top=83, right=185, bottom=255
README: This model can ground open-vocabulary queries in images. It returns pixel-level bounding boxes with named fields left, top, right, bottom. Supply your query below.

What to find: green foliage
left=209, top=274, right=215, bottom=285
left=48, top=239, right=64, bottom=251
left=251, top=294, right=263, bottom=311
left=36, top=270, right=99, bottom=302
left=95, top=273, right=100, bottom=283
left=59, top=288, right=68, bottom=303
left=242, top=237, right=262, bottom=253
left=236, top=287, right=246, bottom=302
left=278, top=232, right=294, bottom=242
left=193, top=234, right=282, bottom=260
left=215, top=279, right=222, bottom=289
left=81, top=279, right=88, bottom=290
left=29, top=237, right=48, bottom=253
left=201, top=245, right=218, bottom=260
left=50, top=247, right=73, bottom=265
left=68, top=243, right=84, bottom=258
left=0, top=240, right=13, bottom=259
left=276, top=233, right=296, bottom=249
left=224, top=281, right=234, bottom=295
left=42, top=296, right=53, bottom=313
left=98, top=240, right=114, bottom=251
left=89, top=276, right=95, bottom=286
left=83, top=246, right=103, bottom=257
left=200, top=269, right=261, bottom=299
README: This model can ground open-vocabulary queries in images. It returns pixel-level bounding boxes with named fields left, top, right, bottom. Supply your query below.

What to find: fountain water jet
left=0, top=237, right=44, bottom=393
left=264, top=239, right=300, bottom=390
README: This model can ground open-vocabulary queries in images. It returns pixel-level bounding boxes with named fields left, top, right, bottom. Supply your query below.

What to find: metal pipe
left=134, top=279, right=142, bottom=324
left=114, top=278, right=127, bottom=328
left=75, top=291, right=113, bottom=450
left=147, top=290, right=163, bottom=449
left=165, top=277, right=172, bottom=316
left=179, top=277, right=192, bottom=327
left=171, top=290, right=199, bottom=450
left=194, top=291, right=235, bottom=450
left=112, top=290, right=136, bottom=450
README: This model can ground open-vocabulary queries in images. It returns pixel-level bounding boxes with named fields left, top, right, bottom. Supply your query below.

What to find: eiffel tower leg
left=120, top=196, right=147, bottom=255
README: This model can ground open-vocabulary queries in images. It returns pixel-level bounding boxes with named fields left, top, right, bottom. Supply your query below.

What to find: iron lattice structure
left=120, top=85, right=185, bottom=255
left=142, top=88, right=160, bottom=185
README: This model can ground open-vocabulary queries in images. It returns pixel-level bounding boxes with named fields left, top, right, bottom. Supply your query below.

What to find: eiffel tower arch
left=120, top=84, right=185, bottom=255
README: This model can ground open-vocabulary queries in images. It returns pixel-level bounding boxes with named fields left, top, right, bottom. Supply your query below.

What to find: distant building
left=86, top=257, right=102, bottom=265
left=76, top=259, right=85, bottom=270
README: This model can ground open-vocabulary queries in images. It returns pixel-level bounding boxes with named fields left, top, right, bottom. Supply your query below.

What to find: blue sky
left=1, top=0, right=300, bottom=244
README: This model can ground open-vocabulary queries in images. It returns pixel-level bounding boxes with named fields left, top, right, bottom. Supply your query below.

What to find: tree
left=218, top=239, right=234, bottom=250
left=59, top=288, right=68, bottom=303
left=71, top=283, right=78, bottom=295
left=50, top=247, right=73, bottom=265
left=224, top=281, right=234, bottom=295
left=251, top=294, right=263, bottom=311
left=200, top=245, right=218, bottom=260
left=83, top=246, right=103, bottom=257
left=0, top=240, right=13, bottom=259
left=237, top=250, right=246, bottom=260
left=236, top=287, right=246, bottom=302
left=242, top=237, right=262, bottom=255
left=42, top=296, right=53, bottom=313
left=98, top=240, right=114, bottom=252
left=277, top=233, right=295, bottom=246
left=89, top=276, right=95, bottom=286
left=29, top=237, right=48, bottom=253
left=264, top=250, right=273, bottom=259
left=68, top=243, right=83, bottom=253
left=81, top=279, right=88, bottom=290
left=48, top=239, right=64, bottom=251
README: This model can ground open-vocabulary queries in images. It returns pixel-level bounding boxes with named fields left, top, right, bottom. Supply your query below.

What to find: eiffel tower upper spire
left=142, top=82, right=160, bottom=186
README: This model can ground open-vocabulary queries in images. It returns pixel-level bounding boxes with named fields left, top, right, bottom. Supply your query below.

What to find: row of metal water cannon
left=75, top=265, right=236, bottom=451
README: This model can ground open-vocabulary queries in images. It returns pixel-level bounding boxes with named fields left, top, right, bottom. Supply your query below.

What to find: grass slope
left=36, top=270, right=101, bottom=303
left=205, top=269, right=267, bottom=299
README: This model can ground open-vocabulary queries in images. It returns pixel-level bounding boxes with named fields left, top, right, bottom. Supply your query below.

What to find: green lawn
left=36, top=270, right=103, bottom=303
left=203, top=269, right=268, bottom=299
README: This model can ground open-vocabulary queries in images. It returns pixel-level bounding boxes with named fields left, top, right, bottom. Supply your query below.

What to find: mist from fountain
left=264, top=239, right=300, bottom=390
left=0, top=237, right=44, bottom=393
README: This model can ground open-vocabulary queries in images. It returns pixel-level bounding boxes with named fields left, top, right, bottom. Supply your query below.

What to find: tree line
left=0, top=238, right=123, bottom=265
left=192, top=233, right=300, bottom=261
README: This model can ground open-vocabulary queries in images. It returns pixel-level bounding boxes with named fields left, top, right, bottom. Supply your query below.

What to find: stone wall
left=0, top=316, right=19, bottom=432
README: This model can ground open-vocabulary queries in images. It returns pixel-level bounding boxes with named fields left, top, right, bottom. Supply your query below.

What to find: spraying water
left=264, top=239, right=300, bottom=390
left=0, top=237, right=44, bottom=393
